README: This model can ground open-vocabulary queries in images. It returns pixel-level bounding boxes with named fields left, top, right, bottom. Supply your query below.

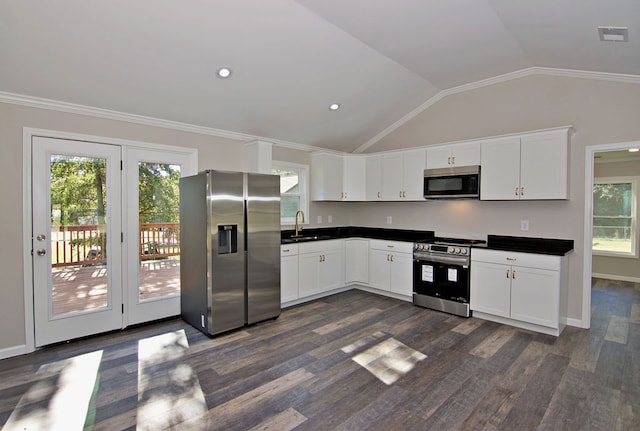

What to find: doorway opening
left=583, top=142, right=640, bottom=329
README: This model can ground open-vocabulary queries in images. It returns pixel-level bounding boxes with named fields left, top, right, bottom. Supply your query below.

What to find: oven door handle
left=415, top=254, right=469, bottom=266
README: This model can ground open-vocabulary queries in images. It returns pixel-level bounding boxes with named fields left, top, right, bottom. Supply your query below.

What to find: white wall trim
left=583, top=140, right=640, bottom=332
left=0, top=344, right=27, bottom=361
left=354, top=67, right=640, bottom=154
left=592, top=273, right=640, bottom=283
left=1, top=91, right=323, bottom=153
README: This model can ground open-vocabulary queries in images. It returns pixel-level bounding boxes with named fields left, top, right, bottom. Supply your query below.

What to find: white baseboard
left=592, top=273, right=640, bottom=283
left=0, top=344, right=27, bottom=360
left=564, top=317, right=587, bottom=329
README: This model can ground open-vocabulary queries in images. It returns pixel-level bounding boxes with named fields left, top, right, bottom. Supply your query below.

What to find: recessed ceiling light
left=217, top=67, right=232, bottom=78
left=329, top=103, right=340, bottom=111
left=629, top=148, right=639, bottom=152
left=598, top=26, right=629, bottom=42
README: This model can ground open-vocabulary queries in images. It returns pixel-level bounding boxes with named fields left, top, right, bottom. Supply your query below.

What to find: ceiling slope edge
left=352, top=67, right=640, bottom=154
left=0, top=91, right=323, bottom=153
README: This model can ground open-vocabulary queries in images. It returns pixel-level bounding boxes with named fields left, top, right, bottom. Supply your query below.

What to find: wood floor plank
left=245, top=407, right=308, bottom=431
left=605, top=315, right=629, bottom=344
left=469, top=325, right=517, bottom=359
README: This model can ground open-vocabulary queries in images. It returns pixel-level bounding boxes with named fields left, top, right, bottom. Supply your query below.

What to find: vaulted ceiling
left=1, top=0, right=638, bottom=153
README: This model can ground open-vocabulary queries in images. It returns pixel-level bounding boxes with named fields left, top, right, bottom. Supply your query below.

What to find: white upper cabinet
left=382, top=149, right=426, bottom=200
left=426, top=142, right=480, bottom=169
left=342, top=156, right=366, bottom=201
left=480, top=128, right=569, bottom=200
left=311, top=153, right=365, bottom=201
left=365, top=155, right=383, bottom=201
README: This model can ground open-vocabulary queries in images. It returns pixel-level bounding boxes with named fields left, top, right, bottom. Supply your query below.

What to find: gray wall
left=592, top=158, right=640, bottom=280
left=355, top=74, right=640, bottom=322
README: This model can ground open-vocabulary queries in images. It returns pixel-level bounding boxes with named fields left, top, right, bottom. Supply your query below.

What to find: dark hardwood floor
left=1, top=278, right=638, bottom=430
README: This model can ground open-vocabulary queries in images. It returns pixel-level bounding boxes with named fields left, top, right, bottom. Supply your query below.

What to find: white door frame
left=22, top=127, right=197, bottom=354
left=582, top=140, right=640, bottom=329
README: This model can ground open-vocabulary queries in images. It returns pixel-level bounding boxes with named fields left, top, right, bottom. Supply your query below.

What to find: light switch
left=317, top=215, right=323, bottom=224
left=520, top=220, right=529, bottom=231
left=387, top=216, right=393, bottom=225
left=328, top=215, right=333, bottom=224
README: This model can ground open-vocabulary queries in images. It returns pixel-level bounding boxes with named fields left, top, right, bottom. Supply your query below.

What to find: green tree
left=50, top=156, right=106, bottom=226
left=137, top=163, right=181, bottom=223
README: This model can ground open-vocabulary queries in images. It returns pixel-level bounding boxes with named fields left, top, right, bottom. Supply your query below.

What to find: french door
left=32, top=137, right=123, bottom=347
left=32, top=136, right=196, bottom=346
left=123, top=147, right=195, bottom=325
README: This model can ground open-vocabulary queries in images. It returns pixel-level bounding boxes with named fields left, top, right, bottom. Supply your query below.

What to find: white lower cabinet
left=368, top=240, right=413, bottom=297
left=298, top=240, right=344, bottom=298
left=470, top=248, right=566, bottom=335
left=280, top=245, right=299, bottom=304
left=345, top=239, right=369, bottom=284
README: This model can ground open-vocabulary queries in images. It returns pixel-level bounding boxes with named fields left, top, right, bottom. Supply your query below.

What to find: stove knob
left=460, top=248, right=468, bottom=255
left=455, top=247, right=461, bottom=254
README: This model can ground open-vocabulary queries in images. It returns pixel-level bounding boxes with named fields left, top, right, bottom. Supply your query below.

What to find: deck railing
left=50, top=222, right=180, bottom=267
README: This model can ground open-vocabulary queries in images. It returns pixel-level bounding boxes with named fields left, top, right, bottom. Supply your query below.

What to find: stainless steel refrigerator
left=179, top=170, right=281, bottom=336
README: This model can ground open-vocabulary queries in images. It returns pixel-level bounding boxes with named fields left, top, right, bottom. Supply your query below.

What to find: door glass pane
left=138, top=162, right=181, bottom=301
left=50, top=155, right=109, bottom=316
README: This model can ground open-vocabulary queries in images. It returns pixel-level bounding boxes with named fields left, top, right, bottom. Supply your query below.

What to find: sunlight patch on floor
left=351, top=337, right=427, bottom=385
left=137, top=329, right=207, bottom=431
left=2, top=350, right=103, bottom=430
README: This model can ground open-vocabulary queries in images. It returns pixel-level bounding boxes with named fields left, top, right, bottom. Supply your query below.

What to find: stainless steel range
left=412, top=237, right=485, bottom=317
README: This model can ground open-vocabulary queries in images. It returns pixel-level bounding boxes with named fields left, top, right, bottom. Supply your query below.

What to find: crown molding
left=0, top=91, right=323, bottom=153
left=353, top=67, right=640, bottom=153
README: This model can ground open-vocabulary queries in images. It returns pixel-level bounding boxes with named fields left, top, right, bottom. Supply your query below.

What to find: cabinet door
left=369, top=248, right=391, bottom=290
left=451, top=142, right=480, bottom=167
left=389, top=253, right=413, bottom=296
left=345, top=240, right=369, bottom=284
left=519, top=131, right=568, bottom=200
left=298, top=252, right=321, bottom=297
left=480, top=137, right=521, bottom=200
left=343, top=157, right=366, bottom=201
left=510, top=266, right=559, bottom=328
left=470, top=261, right=511, bottom=317
left=426, top=147, right=452, bottom=169
left=318, top=248, right=344, bottom=292
left=281, top=255, right=299, bottom=303
left=365, top=155, right=383, bottom=201
left=402, top=149, right=426, bottom=200
left=310, top=153, right=343, bottom=201
left=381, top=153, right=404, bottom=200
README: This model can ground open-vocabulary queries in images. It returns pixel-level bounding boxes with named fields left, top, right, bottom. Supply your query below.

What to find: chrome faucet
left=294, top=209, right=305, bottom=237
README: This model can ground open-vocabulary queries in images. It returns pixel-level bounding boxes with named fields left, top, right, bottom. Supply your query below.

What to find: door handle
left=36, top=249, right=47, bottom=256
left=36, top=234, right=46, bottom=241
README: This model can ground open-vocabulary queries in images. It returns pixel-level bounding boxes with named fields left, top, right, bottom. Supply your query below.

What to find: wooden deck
left=52, top=258, right=180, bottom=316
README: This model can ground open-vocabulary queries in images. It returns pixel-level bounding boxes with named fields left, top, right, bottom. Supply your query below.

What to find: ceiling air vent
left=598, top=26, right=629, bottom=42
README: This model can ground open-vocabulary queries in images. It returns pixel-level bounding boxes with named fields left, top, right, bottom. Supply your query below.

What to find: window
left=592, top=177, right=638, bottom=257
left=272, top=162, right=309, bottom=225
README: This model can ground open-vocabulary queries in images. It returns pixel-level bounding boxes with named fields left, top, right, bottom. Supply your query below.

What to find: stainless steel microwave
left=423, top=165, right=480, bottom=199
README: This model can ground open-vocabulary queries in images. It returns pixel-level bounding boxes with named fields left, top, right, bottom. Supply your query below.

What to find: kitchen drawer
left=281, top=244, right=299, bottom=256
left=369, top=239, right=413, bottom=254
left=471, top=248, right=561, bottom=271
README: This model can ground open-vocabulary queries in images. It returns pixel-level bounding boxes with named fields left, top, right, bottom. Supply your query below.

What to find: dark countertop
left=281, top=226, right=434, bottom=244
left=281, top=227, right=574, bottom=256
left=478, top=234, right=574, bottom=256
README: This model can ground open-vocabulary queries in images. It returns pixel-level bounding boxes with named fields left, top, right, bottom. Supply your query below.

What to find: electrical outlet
left=328, top=215, right=333, bottom=224
left=317, top=215, right=323, bottom=224
left=521, top=220, right=529, bottom=231
left=386, top=216, right=393, bottom=225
